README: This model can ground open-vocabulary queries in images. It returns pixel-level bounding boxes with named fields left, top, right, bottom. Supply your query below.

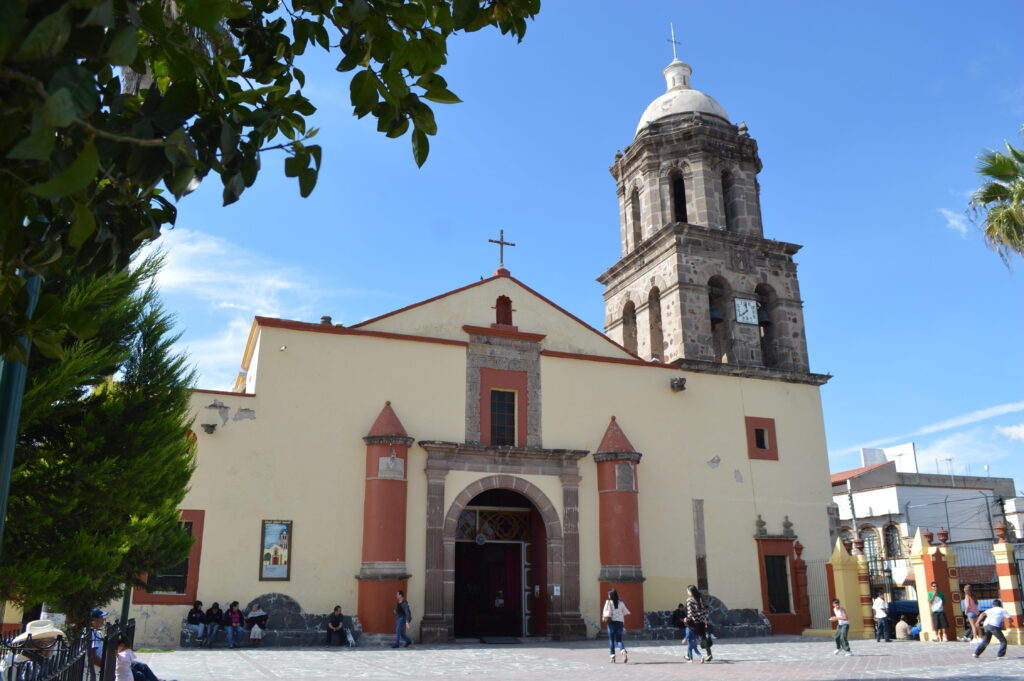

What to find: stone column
left=357, top=402, right=413, bottom=635
left=420, top=463, right=449, bottom=643
left=792, top=541, right=811, bottom=631
left=594, top=417, right=645, bottom=631
left=992, top=524, right=1024, bottom=646
left=557, top=472, right=586, bottom=639
left=827, top=537, right=872, bottom=639
left=909, top=528, right=962, bottom=642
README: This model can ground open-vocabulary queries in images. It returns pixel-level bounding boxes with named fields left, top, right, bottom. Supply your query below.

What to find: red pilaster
left=357, top=402, right=414, bottom=634
left=594, top=416, right=644, bottom=629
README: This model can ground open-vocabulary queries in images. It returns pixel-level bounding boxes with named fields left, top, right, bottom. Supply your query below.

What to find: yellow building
left=125, top=55, right=834, bottom=646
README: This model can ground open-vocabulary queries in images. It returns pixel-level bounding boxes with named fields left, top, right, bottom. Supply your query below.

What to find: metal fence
left=865, top=556, right=910, bottom=601
left=951, top=542, right=1000, bottom=599
left=0, top=620, right=133, bottom=681
left=805, top=558, right=832, bottom=630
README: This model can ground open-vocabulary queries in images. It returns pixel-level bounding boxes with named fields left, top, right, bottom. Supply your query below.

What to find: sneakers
left=833, top=649, right=841, bottom=655
left=390, top=644, right=399, bottom=649
left=972, top=653, right=979, bottom=658
left=622, top=650, right=628, bottom=664
left=609, top=654, right=615, bottom=663
left=845, top=652, right=854, bottom=657
left=404, top=641, right=412, bottom=648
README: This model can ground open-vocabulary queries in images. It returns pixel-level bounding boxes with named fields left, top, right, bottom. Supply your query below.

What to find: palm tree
left=971, top=125, right=1024, bottom=264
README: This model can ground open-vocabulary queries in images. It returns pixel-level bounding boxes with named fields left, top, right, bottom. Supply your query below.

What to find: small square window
left=745, top=417, right=778, bottom=461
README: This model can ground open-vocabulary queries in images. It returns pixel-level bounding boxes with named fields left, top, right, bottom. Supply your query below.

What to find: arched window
left=495, top=296, right=513, bottom=326
left=839, top=529, right=853, bottom=542
left=708, top=276, right=730, bottom=363
left=884, top=524, right=902, bottom=558
left=630, top=188, right=642, bottom=249
left=859, top=527, right=880, bottom=561
left=622, top=300, right=638, bottom=354
left=721, top=169, right=737, bottom=232
left=755, top=284, right=776, bottom=368
left=671, top=171, right=688, bottom=223
left=648, top=287, right=664, bottom=361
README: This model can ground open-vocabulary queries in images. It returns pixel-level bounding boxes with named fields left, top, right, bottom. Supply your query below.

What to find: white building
left=831, top=443, right=1019, bottom=599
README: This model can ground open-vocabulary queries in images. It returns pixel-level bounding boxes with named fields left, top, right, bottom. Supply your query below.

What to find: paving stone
left=136, top=635, right=1024, bottom=681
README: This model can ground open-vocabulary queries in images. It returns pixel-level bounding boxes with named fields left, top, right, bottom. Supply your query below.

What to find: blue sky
left=144, top=2, right=1024, bottom=490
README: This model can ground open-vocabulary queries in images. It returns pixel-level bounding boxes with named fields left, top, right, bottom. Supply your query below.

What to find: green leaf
left=422, top=87, right=462, bottom=104
left=31, top=332, right=64, bottom=360
left=48, top=66, right=98, bottom=117
left=7, top=124, right=56, bottom=161
left=81, top=0, right=115, bottom=28
left=69, top=203, right=96, bottom=249
left=350, top=70, right=379, bottom=114
left=298, top=168, right=317, bottom=198
left=412, top=129, right=429, bottom=167
left=28, top=143, right=99, bottom=199
left=63, top=310, right=99, bottom=339
left=0, top=1, right=27, bottom=62
left=12, top=5, right=71, bottom=61
left=452, top=0, right=479, bottom=29
left=106, top=25, right=139, bottom=66
left=41, top=89, right=77, bottom=128
left=31, top=294, right=62, bottom=327
left=350, top=0, right=371, bottom=22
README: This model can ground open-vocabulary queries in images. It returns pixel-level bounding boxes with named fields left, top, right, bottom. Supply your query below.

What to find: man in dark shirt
left=326, top=606, right=345, bottom=646
left=392, top=591, right=412, bottom=648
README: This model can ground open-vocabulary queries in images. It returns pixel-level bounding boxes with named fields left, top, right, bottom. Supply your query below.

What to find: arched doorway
left=453, top=489, right=547, bottom=637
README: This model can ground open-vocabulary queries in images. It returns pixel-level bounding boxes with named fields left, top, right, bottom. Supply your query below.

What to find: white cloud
left=829, top=400, right=1024, bottom=458
left=996, top=423, right=1024, bottom=442
left=939, top=208, right=968, bottom=236
left=914, top=428, right=1013, bottom=476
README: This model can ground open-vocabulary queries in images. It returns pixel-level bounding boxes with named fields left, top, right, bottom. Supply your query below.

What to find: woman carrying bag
left=602, top=589, right=631, bottom=664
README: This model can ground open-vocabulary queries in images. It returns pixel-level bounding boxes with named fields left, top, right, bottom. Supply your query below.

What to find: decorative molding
left=363, top=435, right=415, bottom=447
left=593, top=451, right=642, bottom=464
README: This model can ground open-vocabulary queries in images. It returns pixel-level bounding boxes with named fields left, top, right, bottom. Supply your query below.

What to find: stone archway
left=419, top=442, right=587, bottom=643
left=443, top=476, right=561, bottom=639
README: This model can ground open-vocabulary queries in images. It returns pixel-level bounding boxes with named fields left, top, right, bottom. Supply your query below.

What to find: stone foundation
left=179, top=592, right=363, bottom=648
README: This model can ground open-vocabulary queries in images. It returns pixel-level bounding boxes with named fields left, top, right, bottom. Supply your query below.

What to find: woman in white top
left=602, top=588, right=631, bottom=663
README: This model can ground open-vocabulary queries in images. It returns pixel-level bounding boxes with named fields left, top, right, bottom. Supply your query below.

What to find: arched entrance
left=453, top=489, right=547, bottom=637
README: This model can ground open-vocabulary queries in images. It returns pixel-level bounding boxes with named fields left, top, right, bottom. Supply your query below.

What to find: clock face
left=734, top=298, right=758, bottom=325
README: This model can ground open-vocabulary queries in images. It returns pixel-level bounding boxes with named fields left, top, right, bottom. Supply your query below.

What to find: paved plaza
left=135, top=635, right=1023, bottom=681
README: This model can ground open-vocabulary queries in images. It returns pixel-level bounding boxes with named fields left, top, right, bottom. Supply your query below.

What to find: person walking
left=684, top=585, right=713, bottom=663
left=392, top=591, right=413, bottom=648
left=602, top=588, right=630, bottom=663
left=830, top=598, right=852, bottom=656
left=872, top=590, right=891, bottom=642
left=972, top=598, right=1010, bottom=659
left=203, top=602, right=223, bottom=648
left=961, top=584, right=981, bottom=641
left=682, top=621, right=703, bottom=663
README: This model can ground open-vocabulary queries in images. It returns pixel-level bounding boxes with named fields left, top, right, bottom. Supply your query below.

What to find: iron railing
left=0, top=620, right=133, bottom=681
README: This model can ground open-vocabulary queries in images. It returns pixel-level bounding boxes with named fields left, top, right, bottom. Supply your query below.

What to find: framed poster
left=260, top=520, right=292, bottom=581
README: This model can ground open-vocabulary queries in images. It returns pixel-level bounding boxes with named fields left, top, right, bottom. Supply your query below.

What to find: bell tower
left=598, top=56, right=811, bottom=374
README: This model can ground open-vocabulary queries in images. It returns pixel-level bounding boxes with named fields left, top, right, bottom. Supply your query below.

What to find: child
left=829, top=598, right=852, bottom=656
left=114, top=637, right=136, bottom=681
left=683, top=623, right=703, bottom=663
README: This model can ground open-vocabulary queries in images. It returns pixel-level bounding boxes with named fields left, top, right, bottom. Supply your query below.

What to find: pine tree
left=0, top=256, right=196, bottom=624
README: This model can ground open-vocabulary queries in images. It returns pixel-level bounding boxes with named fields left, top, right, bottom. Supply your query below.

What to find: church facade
left=126, top=56, right=833, bottom=646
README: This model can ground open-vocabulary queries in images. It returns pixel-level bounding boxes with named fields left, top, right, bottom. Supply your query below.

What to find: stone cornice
left=593, top=451, right=643, bottom=464
left=599, top=222, right=803, bottom=288
left=363, top=435, right=415, bottom=446
left=670, top=358, right=831, bottom=386
left=420, top=441, right=589, bottom=464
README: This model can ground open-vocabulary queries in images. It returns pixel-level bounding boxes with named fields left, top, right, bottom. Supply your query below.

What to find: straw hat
left=11, top=620, right=63, bottom=645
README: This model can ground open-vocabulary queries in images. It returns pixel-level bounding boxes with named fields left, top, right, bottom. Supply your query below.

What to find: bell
left=709, top=302, right=724, bottom=324
left=757, top=307, right=771, bottom=326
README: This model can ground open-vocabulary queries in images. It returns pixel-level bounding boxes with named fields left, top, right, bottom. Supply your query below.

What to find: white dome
left=635, top=59, right=729, bottom=137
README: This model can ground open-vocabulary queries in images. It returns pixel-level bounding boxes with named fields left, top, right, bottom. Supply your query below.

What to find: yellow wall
left=128, top=299, right=832, bottom=646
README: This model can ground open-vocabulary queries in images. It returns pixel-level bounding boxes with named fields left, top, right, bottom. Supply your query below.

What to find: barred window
left=490, top=390, right=516, bottom=446
left=146, top=521, right=193, bottom=594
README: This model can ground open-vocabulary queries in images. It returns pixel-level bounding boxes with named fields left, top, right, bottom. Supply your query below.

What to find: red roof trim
left=193, top=388, right=255, bottom=397
left=462, top=325, right=546, bottom=342
left=597, top=416, right=637, bottom=453
left=541, top=349, right=681, bottom=370
left=829, top=461, right=892, bottom=485
left=254, top=317, right=468, bottom=348
left=349, top=274, right=643, bottom=361
left=350, top=275, right=502, bottom=329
